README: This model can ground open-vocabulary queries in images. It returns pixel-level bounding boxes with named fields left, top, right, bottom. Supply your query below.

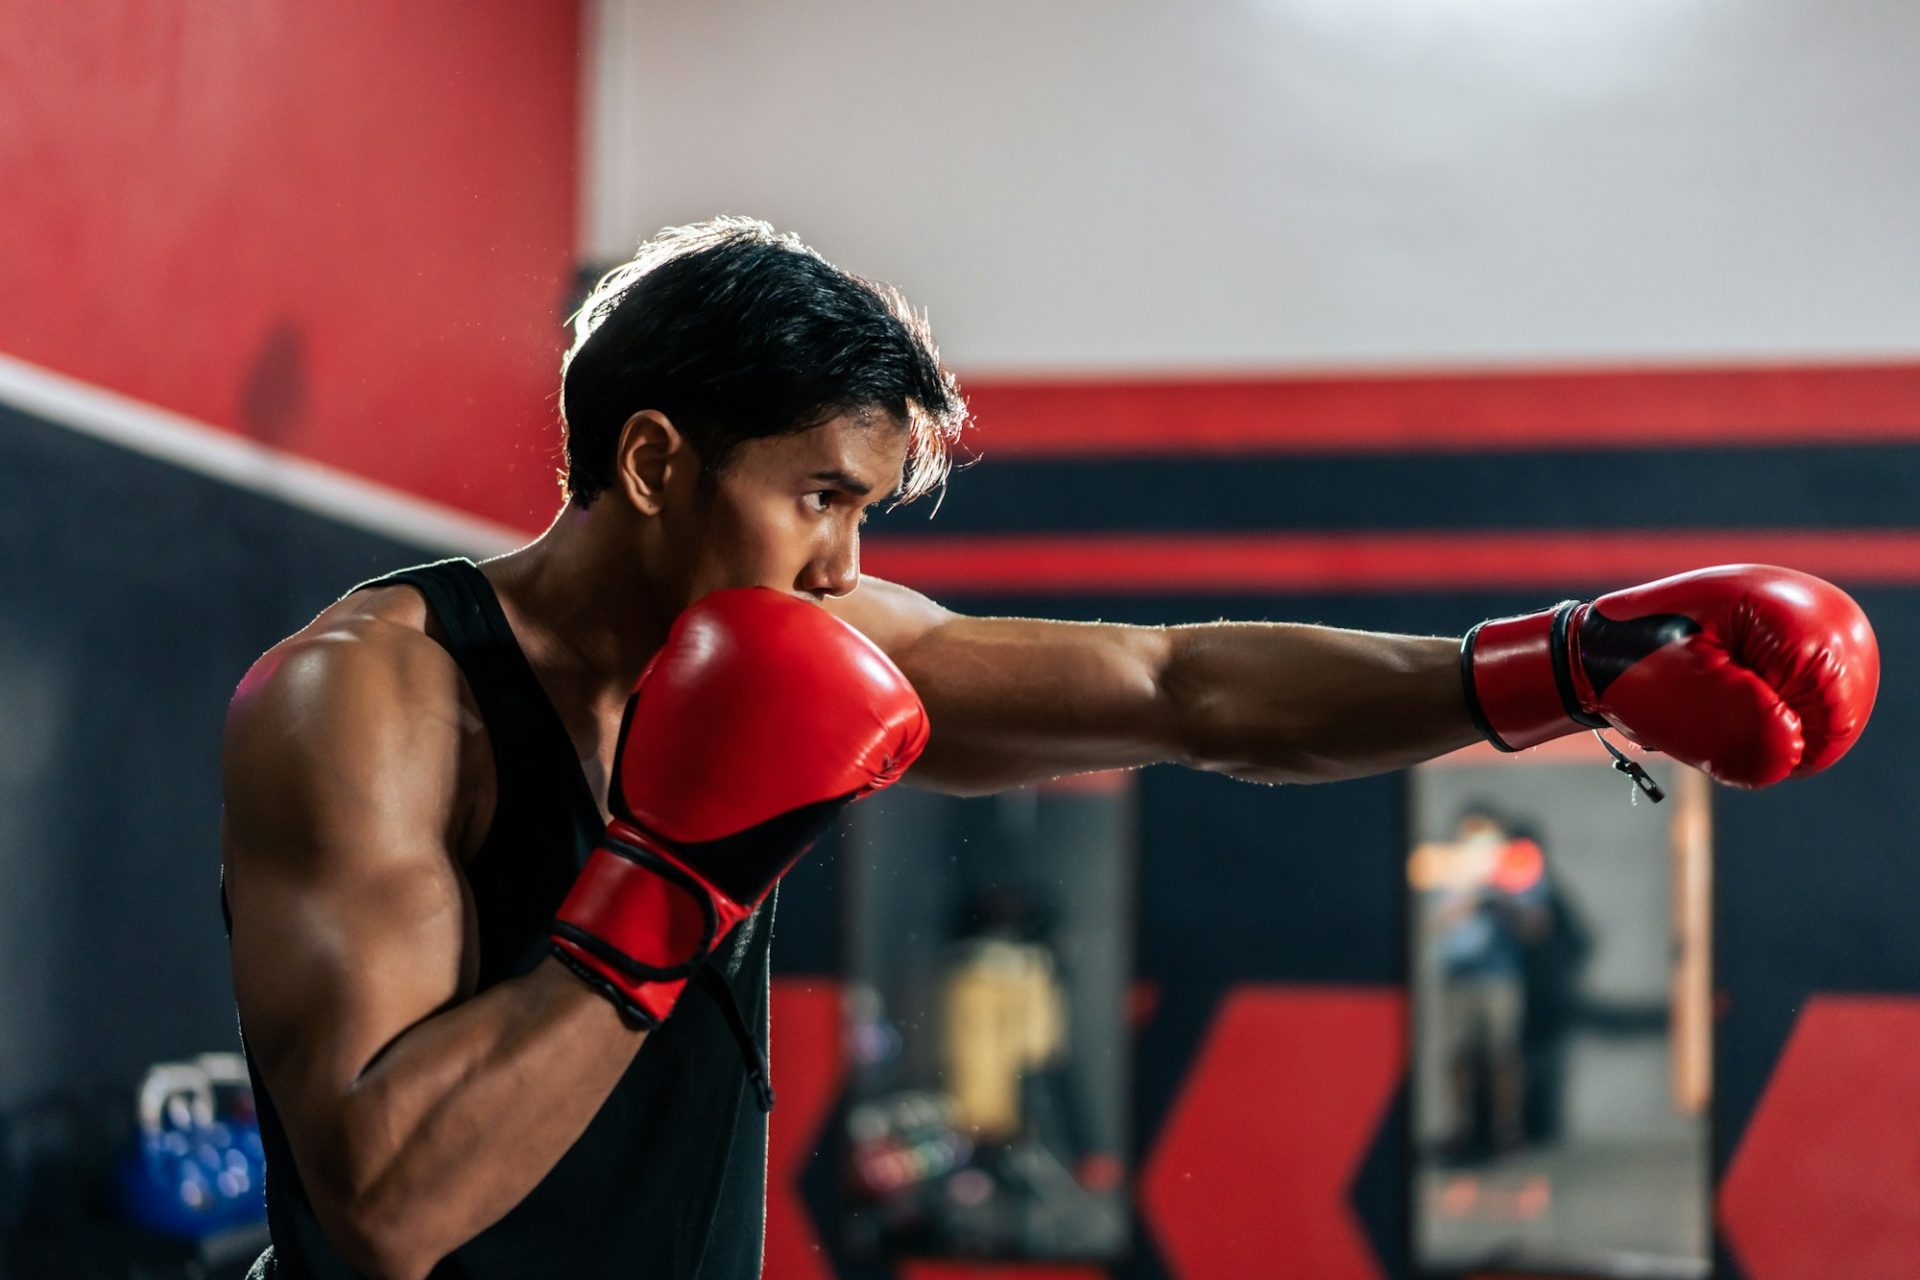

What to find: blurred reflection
left=841, top=783, right=1131, bottom=1262
left=1409, top=756, right=1709, bottom=1280
left=1413, top=805, right=1574, bottom=1162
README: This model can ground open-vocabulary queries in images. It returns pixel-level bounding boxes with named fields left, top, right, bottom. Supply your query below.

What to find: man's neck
left=481, top=503, right=671, bottom=710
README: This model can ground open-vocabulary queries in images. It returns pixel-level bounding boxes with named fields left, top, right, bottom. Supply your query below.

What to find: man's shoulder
left=222, top=583, right=478, bottom=861
left=306, top=576, right=436, bottom=646
left=227, top=583, right=464, bottom=755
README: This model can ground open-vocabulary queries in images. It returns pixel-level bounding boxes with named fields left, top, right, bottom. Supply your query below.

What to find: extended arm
left=836, top=563, right=1879, bottom=796
left=830, top=578, right=1478, bottom=795
left=222, top=624, right=643, bottom=1280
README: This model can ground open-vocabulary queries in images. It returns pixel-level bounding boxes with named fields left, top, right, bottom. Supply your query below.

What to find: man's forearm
left=1160, top=622, right=1479, bottom=784
left=315, top=959, right=643, bottom=1279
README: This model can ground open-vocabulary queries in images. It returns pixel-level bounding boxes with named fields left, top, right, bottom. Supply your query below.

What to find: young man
left=220, top=218, right=1876, bottom=1279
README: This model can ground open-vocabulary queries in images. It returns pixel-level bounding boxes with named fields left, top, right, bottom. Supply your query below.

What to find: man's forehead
left=773, top=412, right=909, bottom=487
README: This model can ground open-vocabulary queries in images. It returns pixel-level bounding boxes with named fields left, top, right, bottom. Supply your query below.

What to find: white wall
left=584, top=0, right=1920, bottom=373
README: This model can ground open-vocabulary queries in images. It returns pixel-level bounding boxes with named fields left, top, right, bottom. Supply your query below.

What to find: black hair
left=1454, top=799, right=1512, bottom=833
left=560, top=217, right=967, bottom=507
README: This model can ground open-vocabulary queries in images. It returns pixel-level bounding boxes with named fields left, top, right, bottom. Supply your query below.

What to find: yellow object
left=939, top=939, right=1068, bottom=1141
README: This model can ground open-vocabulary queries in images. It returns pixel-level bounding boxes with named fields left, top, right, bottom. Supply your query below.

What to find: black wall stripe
left=870, top=444, right=1920, bottom=536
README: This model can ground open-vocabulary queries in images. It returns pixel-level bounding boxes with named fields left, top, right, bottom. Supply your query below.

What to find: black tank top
left=227, top=558, right=773, bottom=1279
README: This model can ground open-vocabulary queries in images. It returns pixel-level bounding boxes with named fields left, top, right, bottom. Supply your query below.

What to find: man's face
left=665, top=411, right=909, bottom=606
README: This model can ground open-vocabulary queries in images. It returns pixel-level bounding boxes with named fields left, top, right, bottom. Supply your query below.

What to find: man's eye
left=808, top=491, right=833, bottom=511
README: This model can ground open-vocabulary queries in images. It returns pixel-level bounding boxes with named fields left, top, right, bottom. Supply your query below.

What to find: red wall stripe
left=863, top=529, right=1920, bottom=595
left=897, top=1265, right=1108, bottom=1280
left=962, top=362, right=1920, bottom=458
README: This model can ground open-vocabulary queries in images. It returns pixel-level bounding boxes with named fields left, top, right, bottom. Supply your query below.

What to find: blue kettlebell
left=121, top=1055, right=268, bottom=1238
left=121, top=1061, right=226, bottom=1239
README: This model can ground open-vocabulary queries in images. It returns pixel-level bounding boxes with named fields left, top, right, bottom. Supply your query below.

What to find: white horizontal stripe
left=0, top=352, right=523, bottom=556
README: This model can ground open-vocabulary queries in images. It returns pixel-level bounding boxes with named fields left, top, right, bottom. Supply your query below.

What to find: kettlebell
left=119, top=1056, right=265, bottom=1238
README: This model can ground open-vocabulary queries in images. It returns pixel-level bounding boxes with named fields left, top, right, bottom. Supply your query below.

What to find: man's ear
left=613, top=410, right=687, bottom=514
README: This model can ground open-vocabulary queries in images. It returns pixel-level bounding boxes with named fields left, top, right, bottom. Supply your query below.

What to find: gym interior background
left=4, top=2, right=1918, bottom=1277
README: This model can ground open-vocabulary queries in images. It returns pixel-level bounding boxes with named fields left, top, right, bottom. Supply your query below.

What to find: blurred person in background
left=1419, top=805, right=1551, bottom=1160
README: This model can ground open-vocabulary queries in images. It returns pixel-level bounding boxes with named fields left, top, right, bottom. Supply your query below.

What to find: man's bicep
left=834, top=579, right=1176, bottom=793
left=221, top=635, right=472, bottom=1175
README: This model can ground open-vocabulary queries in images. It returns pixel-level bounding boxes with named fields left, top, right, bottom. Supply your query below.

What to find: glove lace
left=1593, top=730, right=1665, bottom=803
left=693, top=963, right=776, bottom=1112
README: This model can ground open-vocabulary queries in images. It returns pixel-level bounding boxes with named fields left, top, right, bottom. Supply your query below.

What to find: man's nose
left=802, top=535, right=860, bottom=599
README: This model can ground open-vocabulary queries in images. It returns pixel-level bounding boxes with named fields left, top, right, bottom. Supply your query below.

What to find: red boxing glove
left=550, top=589, right=928, bottom=1038
left=1463, top=564, right=1879, bottom=788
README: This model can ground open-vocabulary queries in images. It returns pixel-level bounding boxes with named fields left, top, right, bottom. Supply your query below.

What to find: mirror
left=839, top=774, right=1134, bottom=1263
left=1408, top=741, right=1711, bottom=1279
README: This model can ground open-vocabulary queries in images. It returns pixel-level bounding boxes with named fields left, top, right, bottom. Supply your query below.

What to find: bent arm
left=222, top=627, right=643, bottom=1280
left=831, top=578, right=1478, bottom=794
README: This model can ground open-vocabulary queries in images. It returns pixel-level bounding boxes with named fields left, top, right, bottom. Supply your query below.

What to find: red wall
left=0, top=0, right=580, bottom=529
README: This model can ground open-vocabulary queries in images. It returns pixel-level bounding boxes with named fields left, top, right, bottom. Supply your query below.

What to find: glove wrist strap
left=1463, top=601, right=1607, bottom=751
left=549, top=829, right=739, bottom=1025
